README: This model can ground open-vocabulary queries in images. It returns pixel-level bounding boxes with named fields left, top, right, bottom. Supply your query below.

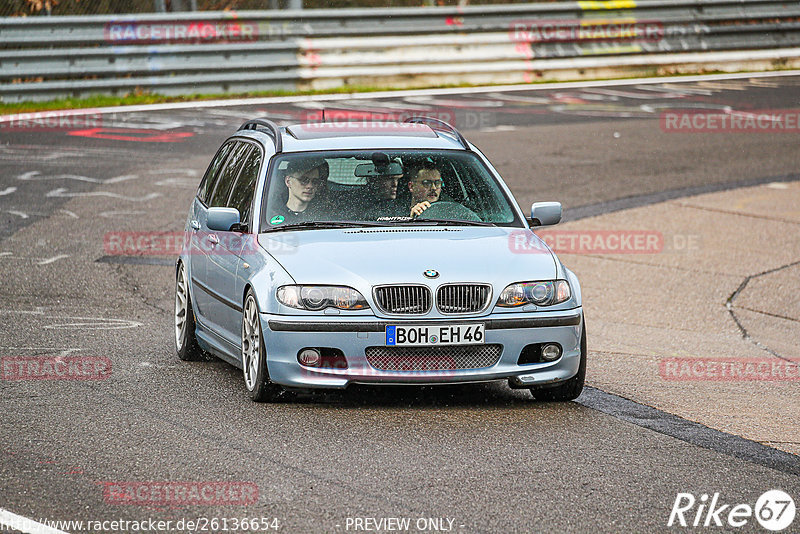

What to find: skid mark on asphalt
left=577, top=387, right=800, bottom=476
left=564, top=172, right=800, bottom=222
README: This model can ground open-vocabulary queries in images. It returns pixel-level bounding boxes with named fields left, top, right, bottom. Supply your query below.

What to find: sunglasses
left=292, top=176, right=324, bottom=186
left=414, top=179, right=444, bottom=188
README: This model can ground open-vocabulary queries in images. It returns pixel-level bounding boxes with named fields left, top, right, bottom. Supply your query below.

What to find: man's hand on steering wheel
left=410, top=201, right=431, bottom=217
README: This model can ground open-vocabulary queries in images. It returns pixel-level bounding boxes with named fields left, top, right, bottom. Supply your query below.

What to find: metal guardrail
left=1, top=0, right=800, bottom=102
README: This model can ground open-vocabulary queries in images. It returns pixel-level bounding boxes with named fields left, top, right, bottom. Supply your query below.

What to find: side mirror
left=207, top=207, right=241, bottom=232
left=529, top=202, right=562, bottom=226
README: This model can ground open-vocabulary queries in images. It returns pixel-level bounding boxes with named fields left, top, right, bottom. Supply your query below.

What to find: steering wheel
left=416, top=201, right=481, bottom=222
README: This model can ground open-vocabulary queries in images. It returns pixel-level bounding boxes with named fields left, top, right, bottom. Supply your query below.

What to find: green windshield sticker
left=270, top=215, right=285, bottom=225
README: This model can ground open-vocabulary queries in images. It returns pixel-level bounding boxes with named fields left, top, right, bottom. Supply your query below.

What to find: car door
left=200, top=141, right=253, bottom=346
left=211, top=143, right=264, bottom=345
left=189, top=140, right=235, bottom=324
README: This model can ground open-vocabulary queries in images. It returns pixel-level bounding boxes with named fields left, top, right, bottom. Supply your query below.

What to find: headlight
left=497, top=280, right=571, bottom=307
left=277, top=285, right=369, bottom=311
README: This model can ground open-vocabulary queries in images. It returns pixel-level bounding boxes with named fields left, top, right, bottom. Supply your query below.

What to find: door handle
left=190, top=220, right=200, bottom=231
left=208, top=234, right=219, bottom=245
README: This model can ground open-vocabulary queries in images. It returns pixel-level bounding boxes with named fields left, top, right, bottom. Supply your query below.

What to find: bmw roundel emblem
left=423, top=269, right=439, bottom=279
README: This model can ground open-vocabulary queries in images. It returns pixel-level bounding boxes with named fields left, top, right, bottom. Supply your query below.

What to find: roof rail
left=238, top=119, right=283, bottom=153
left=404, top=116, right=470, bottom=150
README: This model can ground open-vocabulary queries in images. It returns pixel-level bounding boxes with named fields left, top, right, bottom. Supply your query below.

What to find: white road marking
left=0, top=254, right=73, bottom=264
left=58, top=209, right=79, bottom=219
left=99, top=210, right=146, bottom=218
left=44, top=317, right=142, bottom=330
left=6, top=210, right=29, bottom=219
left=0, top=508, right=70, bottom=534
left=0, top=308, right=46, bottom=315
left=479, top=125, right=517, bottom=132
left=483, top=92, right=553, bottom=104
left=634, top=84, right=712, bottom=96
left=402, top=95, right=505, bottom=108
left=46, top=188, right=160, bottom=202
left=104, top=174, right=138, bottom=184
left=0, top=309, right=141, bottom=330
left=36, top=254, right=69, bottom=265
left=2, top=346, right=82, bottom=356
left=0, top=71, right=797, bottom=121
left=767, top=182, right=790, bottom=189
left=18, top=171, right=138, bottom=184
left=148, top=168, right=198, bottom=176
left=582, top=87, right=682, bottom=100
left=0, top=186, right=17, bottom=196
left=154, top=177, right=197, bottom=187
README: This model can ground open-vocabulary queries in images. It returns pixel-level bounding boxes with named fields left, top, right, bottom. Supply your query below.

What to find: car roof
left=234, top=121, right=470, bottom=153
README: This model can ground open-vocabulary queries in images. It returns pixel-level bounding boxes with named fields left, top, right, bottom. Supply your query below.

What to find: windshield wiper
left=262, top=220, right=387, bottom=233
left=399, top=217, right=496, bottom=227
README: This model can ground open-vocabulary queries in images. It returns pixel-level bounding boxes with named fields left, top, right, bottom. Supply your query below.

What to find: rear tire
left=175, top=262, right=204, bottom=361
left=530, top=314, right=586, bottom=401
left=242, top=289, right=283, bottom=402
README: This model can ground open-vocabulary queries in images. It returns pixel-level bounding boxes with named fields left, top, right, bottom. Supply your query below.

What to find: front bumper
left=260, top=309, right=583, bottom=389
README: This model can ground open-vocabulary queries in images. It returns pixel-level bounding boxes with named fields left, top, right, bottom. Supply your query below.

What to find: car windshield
left=261, top=150, right=521, bottom=230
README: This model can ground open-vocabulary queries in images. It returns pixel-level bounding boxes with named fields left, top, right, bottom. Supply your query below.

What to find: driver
left=408, top=166, right=443, bottom=217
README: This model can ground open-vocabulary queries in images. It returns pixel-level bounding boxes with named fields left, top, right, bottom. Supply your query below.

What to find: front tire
left=530, top=315, right=586, bottom=401
left=241, top=289, right=283, bottom=402
left=175, top=262, right=204, bottom=361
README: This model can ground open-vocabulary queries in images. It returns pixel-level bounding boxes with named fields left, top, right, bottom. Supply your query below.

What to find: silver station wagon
left=175, top=117, right=586, bottom=402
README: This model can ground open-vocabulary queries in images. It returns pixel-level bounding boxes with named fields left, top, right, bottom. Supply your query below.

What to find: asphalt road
left=1, top=73, right=799, bottom=533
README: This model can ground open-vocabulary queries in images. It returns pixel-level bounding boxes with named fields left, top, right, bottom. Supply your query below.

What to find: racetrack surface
left=1, top=73, right=799, bottom=533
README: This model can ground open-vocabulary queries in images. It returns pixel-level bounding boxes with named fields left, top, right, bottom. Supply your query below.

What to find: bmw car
left=174, top=117, right=586, bottom=402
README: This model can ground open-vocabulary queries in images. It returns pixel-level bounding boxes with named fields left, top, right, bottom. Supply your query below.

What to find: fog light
left=298, top=348, right=321, bottom=367
left=541, top=343, right=562, bottom=361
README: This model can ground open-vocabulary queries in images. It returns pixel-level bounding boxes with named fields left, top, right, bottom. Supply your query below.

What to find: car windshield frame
left=259, top=148, right=525, bottom=232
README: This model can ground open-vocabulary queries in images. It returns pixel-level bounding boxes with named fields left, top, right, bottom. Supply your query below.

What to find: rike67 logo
left=668, top=490, right=795, bottom=531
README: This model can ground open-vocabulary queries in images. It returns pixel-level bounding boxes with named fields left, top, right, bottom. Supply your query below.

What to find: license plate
left=385, top=324, right=485, bottom=346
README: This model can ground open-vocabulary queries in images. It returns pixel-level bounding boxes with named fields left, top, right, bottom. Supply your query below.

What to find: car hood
left=259, top=227, right=555, bottom=287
